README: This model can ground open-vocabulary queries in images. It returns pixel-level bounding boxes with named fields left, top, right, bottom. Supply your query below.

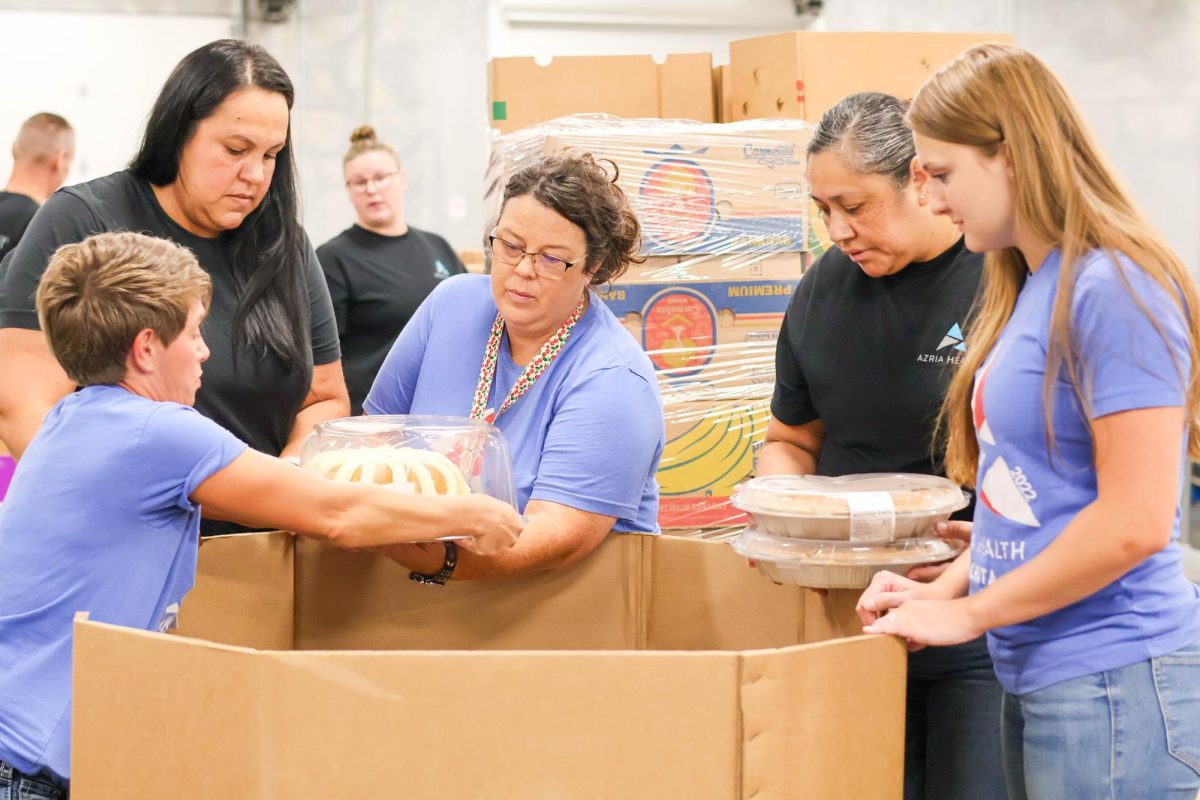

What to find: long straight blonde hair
left=908, top=43, right=1200, bottom=486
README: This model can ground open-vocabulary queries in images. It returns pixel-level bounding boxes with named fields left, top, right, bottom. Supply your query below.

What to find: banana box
left=657, top=398, right=771, bottom=528
left=598, top=278, right=796, bottom=395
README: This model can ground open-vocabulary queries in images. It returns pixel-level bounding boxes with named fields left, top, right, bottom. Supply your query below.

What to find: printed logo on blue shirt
left=433, top=260, right=452, bottom=279
left=157, top=602, right=181, bottom=633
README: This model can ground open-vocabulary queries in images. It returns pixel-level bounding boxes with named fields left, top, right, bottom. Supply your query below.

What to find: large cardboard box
left=71, top=533, right=904, bottom=799
left=489, top=53, right=715, bottom=133
left=729, top=31, right=1014, bottom=124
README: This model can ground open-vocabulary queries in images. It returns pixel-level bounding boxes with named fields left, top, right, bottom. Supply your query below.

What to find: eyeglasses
left=488, top=230, right=580, bottom=281
left=346, top=171, right=398, bottom=193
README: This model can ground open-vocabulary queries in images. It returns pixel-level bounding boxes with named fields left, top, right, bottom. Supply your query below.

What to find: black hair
left=130, top=38, right=309, bottom=368
left=808, top=91, right=915, bottom=187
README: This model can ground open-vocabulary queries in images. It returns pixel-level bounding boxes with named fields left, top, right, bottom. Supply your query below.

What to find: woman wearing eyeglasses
left=316, top=126, right=464, bottom=414
left=364, top=152, right=665, bottom=583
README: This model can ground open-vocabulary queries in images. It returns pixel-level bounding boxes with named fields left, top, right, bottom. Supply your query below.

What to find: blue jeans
left=0, top=761, right=66, bottom=800
left=1002, top=637, right=1200, bottom=799
left=905, top=635, right=1007, bottom=800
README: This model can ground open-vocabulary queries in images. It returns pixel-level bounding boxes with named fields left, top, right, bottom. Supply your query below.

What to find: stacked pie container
left=730, top=473, right=969, bottom=589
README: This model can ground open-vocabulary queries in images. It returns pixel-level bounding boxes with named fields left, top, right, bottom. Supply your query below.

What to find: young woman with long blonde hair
left=857, top=43, right=1200, bottom=798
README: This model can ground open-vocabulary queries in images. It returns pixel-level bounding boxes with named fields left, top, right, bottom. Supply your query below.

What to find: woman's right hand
left=457, top=495, right=524, bottom=556
left=934, top=520, right=973, bottom=543
left=856, top=570, right=940, bottom=627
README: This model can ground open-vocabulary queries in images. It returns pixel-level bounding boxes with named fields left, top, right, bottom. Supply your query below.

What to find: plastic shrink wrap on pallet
left=486, top=115, right=831, bottom=534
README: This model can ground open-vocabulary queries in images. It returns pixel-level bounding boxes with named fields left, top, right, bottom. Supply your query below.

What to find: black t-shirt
left=0, top=170, right=342, bottom=535
left=772, top=238, right=982, bottom=495
left=0, top=191, right=39, bottom=263
left=316, top=224, right=463, bottom=414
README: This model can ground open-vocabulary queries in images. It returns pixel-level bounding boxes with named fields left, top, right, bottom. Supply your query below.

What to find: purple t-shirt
left=0, top=386, right=246, bottom=784
left=365, top=274, right=663, bottom=532
left=969, top=248, right=1200, bottom=694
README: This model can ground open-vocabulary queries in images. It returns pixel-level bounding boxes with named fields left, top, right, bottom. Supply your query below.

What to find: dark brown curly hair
left=500, top=152, right=643, bottom=285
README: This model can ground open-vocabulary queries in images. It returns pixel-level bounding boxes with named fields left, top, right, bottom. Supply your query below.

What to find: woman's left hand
left=862, top=595, right=982, bottom=651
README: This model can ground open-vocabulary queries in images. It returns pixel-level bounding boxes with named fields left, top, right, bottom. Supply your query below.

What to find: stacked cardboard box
left=486, top=30, right=1014, bottom=531
left=487, top=116, right=815, bottom=529
left=728, top=31, right=1014, bottom=125
left=488, top=53, right=715, bottom=134
left=70, top=532, right=905, bottom=798
left=727, top=30, right=1013, bottom=252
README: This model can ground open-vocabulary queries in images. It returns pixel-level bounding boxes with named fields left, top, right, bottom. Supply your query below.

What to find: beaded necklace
left=470, top=294, right=587, bottom=423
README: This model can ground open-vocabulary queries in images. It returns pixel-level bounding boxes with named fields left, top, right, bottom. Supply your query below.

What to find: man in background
left=0, top=113, right=74, bottom=262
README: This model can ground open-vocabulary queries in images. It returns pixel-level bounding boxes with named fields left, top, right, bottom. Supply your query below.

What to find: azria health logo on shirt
left=916, top=323, right=967, bottom=364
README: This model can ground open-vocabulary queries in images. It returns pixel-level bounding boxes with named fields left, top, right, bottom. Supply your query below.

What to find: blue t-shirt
left=0, top=386, right=246, bottom=784
left=970, top=249, right=1200, bottom=694
left=365, top=274, right=664, bottom=532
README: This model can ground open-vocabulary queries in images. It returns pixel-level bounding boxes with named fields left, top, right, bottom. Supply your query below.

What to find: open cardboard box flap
left=72, top=532, right=904, bottom=799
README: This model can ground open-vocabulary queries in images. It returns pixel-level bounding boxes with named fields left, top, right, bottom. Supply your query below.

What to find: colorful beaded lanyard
left=470, top=294, right=587, bottom=424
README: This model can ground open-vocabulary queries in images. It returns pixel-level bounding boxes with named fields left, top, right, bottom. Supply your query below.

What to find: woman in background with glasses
left=365, top=152, right=664, bottom=583
left=316, top=126, right=464, bottom=414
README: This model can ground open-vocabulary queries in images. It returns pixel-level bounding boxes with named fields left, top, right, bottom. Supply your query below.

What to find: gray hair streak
left=807, top=92, right=914, bottom=186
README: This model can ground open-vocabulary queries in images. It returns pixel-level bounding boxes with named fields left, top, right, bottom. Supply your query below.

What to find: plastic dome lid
left=731, top=473, right=968, bottom=519
left=299, top=415, right=517, bottom=507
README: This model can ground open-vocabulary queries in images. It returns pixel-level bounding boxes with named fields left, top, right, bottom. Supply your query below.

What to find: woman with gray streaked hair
left=755, top=92, right=1002, bottom=800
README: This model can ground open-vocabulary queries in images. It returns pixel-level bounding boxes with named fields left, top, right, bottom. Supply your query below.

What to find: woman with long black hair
left=0, top=39, right=349, bottom=535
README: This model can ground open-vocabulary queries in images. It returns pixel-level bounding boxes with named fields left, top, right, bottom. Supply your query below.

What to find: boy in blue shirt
left=0, top=232, right=521, bottom=797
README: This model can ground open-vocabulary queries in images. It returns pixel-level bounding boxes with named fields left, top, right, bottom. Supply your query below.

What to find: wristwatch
left=409, top=541, right=457, bottom=586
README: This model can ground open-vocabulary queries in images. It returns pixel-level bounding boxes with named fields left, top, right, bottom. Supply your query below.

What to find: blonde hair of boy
left=36, top=232, right=213, bottom=386
left=908, top=43, right=1200, bottom=485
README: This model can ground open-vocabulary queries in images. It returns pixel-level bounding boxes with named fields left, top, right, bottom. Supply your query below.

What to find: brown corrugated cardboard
left=488, top=53, right=714, bottom=133
left=713, top=64, right=734, bottom=123
left=729, top=31, right=1014, bottom=123
left=293, top=534, right=641, bottom=651
left=457, top=248, right=486, bottom=274
left=73, top=532, right=900, bottom=799
left=174, top=531, right=294, bottom=650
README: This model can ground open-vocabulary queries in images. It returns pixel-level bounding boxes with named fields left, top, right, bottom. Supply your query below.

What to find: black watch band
left=409, top=541, right=457, bottom=586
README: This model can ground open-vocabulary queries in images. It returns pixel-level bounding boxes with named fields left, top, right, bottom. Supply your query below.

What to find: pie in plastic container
left=730, top=473, right=969, bottom=542
left=299, top=415, right=517, bottom=507
left=731, top=527, right=965, bottom=589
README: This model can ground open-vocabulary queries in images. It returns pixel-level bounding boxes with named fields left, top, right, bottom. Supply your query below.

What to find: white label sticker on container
left=844, top=492, right=896, bottom=542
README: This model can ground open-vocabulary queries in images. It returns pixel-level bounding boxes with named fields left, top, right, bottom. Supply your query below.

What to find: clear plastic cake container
left=731, top=527, right=965, bottom=589
left=299, top=415, right=517, bottom=508
left=730, top=473, right=968, bottom=542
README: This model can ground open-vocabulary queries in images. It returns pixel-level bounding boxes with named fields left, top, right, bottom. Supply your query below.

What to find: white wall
left=0, top=10, right=234, bottom=186
left=488, top=0, right=805, bottom=62
left=2, top=2, right=1196, bottom=274
left=249, top=0, right=490, bottom=252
